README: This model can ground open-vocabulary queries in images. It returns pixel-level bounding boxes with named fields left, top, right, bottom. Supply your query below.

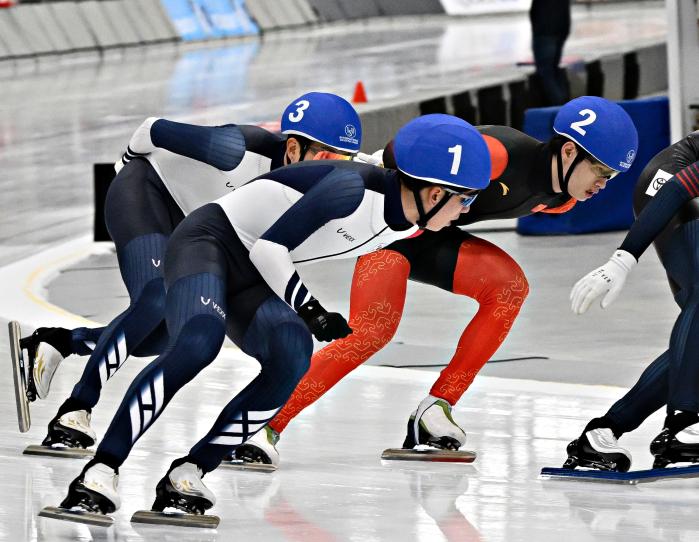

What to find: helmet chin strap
left=412, top=187, right=452, bottom=229
left=556, top=147, right=586, bottom=198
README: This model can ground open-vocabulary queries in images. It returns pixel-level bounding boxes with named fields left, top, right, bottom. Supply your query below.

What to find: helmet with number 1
left=281, top=92, right=362, bottom=154
left=393, top=114, right=491, bottom=190
left=554, top=96, right=638, bottom=172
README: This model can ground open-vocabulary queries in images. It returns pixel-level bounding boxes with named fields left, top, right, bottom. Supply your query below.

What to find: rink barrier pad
left=540, top=465, right=699, bottom=485
left=9, top=321, right=31, bottom=433
left=39, top=506, right=114, bottom=527
left=131, top=510, right=220, bottom=528
left=24, top=444, right=95, bottom=459
left=381, top=448, right=477, bottom=463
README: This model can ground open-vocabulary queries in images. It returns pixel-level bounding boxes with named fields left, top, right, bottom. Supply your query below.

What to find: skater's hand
left=298, top=301, right=353, bottom=342
left=570, top=250, right=636, bottom=314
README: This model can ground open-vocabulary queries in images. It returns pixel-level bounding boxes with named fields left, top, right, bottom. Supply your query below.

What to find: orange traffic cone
left=352, top=81, right=367, bottom=104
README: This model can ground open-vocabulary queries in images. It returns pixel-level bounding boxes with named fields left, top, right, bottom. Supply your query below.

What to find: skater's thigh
left=105, top=158, right=184, bottom=250
left=387, top=227, right=467, bottom=292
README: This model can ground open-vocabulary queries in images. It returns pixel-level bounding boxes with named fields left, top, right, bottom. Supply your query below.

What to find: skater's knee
left=133, top=278, right=167, bottom=318
left=170, top=315, right=226, bottom=366
left=346, top=302, right=401, bottom=352
left=267, top=321, right=313, bottom=383
left=470, top=252, right=529, bottom=308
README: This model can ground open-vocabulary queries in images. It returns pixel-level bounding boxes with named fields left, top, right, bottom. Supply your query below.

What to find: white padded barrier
left=7, top=5, right=56, bottom=55
left=28, top=3, right=74, bottom=54
left=0, top=9, right=33, bottom=57
left=100, top=0, right=143, bottom=46
left=291, top=0, right=319, bottom=24
left=49, top=1, right=99, bottom=51
left=138, top=0, right=180, bottom=42
left=77, top=1, right=122, bottom=49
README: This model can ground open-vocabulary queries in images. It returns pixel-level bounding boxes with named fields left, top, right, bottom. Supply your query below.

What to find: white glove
left=353, top=149, right=384, bottom=166
left=570, top=249, right=637, bottom=314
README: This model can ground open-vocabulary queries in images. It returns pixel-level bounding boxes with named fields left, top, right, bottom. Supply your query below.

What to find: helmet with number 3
left=281, top=92, right=362, bottom=154
left=392, top=114, right=491, bottom=190
left=554, top=96, right=638, bottom=173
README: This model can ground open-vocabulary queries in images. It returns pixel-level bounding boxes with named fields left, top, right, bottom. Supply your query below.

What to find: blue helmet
left=393, top=114, right=491, bottom=190
left=281, top=92, right=362, bottom=154
left=554, top=96, right=638, bottom=172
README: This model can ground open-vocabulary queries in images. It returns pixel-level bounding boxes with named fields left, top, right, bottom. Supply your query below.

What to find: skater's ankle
left=55, top=398, right=92, bottom=418
left=584, top=416, right=624, bottom=439
left=665, top=410, right=699, bottom=433
left=24, top=327, right=74, bottom=358
left=86, top=456, right=120, bottom=474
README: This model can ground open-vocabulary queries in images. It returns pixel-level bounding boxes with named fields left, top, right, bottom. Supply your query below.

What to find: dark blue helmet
left=554, top=96, right=638, bottom=172
left=281, top=92, right=361, bottom=154
left=393, top=114, right=491, bottom=190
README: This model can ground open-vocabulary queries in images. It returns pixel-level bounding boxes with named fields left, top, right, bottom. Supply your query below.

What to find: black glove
left=297, top=300, right=352, bottom=342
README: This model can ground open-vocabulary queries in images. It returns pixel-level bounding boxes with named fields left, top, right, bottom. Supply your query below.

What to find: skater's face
left=422, top=187, right=477, bottom=231
left=560, top=142, right=618, bottom=201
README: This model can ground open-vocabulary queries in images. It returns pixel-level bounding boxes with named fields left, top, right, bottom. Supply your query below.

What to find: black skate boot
left=650, top=411, right=699, bottom=469
left=42, top=408, right=96, bottom=449
left=563, top=424, right=631, bottom=472
left=19, top=327, right=72, bottom=402
left=151, top=457, right=215, bottom=515
left=60, top=459, right=120, bottom=514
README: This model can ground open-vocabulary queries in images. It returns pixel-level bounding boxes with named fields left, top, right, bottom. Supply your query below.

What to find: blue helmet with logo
left=281, top=92, right=361, bottom=154
left=553, top=96, right=638, bottom=172
left=393, top=114, right=491, bottom=190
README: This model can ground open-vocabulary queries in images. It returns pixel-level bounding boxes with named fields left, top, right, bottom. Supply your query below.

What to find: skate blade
left=381, top=448, right=477, bottom=463
left=131, top=510, right=220, bottom=529
left=39, top=506, right=113, bottom=527
left=9, top=321, right=31, bottom=433
left=219, top=459, right=277, bottom=473
left=23, top=444, right=95, bottom=459
left=540, top=465, right=699, bottom=485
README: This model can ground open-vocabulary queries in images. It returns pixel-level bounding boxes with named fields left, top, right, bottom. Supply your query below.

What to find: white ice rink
left=3, top=2, right=699, bottom=541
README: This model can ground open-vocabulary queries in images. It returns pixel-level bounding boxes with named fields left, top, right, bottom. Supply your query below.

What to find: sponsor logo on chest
left=337, top=228, right=356, bottom=243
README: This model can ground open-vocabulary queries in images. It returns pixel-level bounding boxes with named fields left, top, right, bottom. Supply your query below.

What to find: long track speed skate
left=9, top=322, right=31, bottom=432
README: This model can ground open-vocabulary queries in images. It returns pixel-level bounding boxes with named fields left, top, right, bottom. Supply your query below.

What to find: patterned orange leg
left=269, top=250, right=411, bottom=433
left=430, top=236, right=529, bottom=405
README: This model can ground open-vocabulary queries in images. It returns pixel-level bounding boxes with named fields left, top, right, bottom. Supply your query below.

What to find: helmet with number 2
left=393, top=114, right=491, bottom=190
left=281, top=92, right=362, bottom=154
left=554, top=96, right=638, bottom=173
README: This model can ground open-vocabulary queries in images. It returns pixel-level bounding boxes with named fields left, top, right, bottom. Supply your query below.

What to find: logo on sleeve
left=645, top=169, right=674, bottom=197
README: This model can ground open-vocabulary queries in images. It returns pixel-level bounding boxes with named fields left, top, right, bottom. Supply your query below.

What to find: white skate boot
left=564, top=427, right=632, bottom=472
left=152, top=459, right=215, bottom=515
left=61, top=461, right=120, bottom=514
left=43, top=410, right=97, bottom=449
left=403, top=395, right=467, bottom=451
left=235, top=426, right=281, bottom=466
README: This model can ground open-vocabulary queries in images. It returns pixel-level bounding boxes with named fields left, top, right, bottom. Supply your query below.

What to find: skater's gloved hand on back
left=297, top=300, right=352, bottom=342
left=570, top=249, right=637, bottom=314
left=114, top=117, right=159, bottom=174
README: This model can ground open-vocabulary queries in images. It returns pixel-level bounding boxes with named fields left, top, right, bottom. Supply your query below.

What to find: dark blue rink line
left=540, top=465, right=699, bottom=485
